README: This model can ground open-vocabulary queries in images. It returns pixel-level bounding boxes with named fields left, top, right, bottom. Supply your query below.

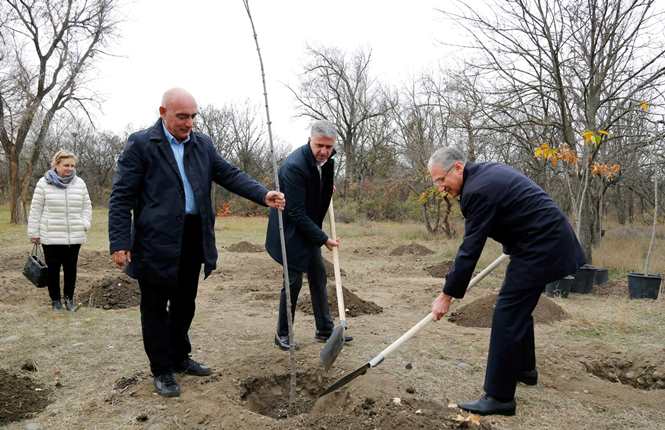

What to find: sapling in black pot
left=628, top=176, right=662, bottom=299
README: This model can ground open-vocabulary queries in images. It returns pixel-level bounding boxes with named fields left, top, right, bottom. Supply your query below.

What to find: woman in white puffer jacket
left=27, top=150, right=92, bottom=311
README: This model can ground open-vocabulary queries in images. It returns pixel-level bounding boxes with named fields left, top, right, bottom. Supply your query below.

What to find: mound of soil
left=298, top=285, right=383, bottom=317
left=448, top=293, right=568, bottom=328
left=323, top=258, right=347, bottom=278
left=593, top=279, right=628, bottom=297
left=389, top=243, right=435, bottom=257
left=583, top=353, right=665, bottom=390
left=78, top=275, right=140, bottom=309
left=227, top=241, right=264, bottom=253
left=424, top=260, right=453, bottom=278
left=0, top=369, right=51, bottom=425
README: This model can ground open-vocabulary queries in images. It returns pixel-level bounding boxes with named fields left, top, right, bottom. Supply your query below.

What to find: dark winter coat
left=108, top=119, right=269, bottom=283
left=443, top=162, right=585, bottom=298
left=265, top=144, right=334, bottom=272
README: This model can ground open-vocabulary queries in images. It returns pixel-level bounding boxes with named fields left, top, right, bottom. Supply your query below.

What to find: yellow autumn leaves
left=533, top=142, right=578, bottom=168
left=534, top=132, right=620, bottom=180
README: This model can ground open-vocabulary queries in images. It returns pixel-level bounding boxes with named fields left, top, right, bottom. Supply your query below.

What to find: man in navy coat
left=109, top=88, right=284, bottom=397
left=266, top=120, right=352, bottom=350
left=429, top=147, right=585, bottom=416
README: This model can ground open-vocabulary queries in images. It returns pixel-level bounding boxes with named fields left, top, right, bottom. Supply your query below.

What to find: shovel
left=320, top=198, right=347, bottom=370
left=319, top=253, right=509, bottom=397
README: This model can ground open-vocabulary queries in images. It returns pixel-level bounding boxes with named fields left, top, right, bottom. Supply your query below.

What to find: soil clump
left=0, top=368, right=51, bottom=425
left=583, top=353, right=665, bottom=390
left=227, top=241, right=264, bottom=253
left=78, top=275, right=140, bottom=309
left=424, top=260, right=453, bottom=278
left=298, top=285, right=383, bottom=317
left=389, top=243, right=434, bottom=256
left=448, top=293, right=568, bottom=328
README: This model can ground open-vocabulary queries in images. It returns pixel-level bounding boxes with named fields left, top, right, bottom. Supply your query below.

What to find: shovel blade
left=319, top=362, right=370, bottom=397
left=319, top=325, right=345, bottom=371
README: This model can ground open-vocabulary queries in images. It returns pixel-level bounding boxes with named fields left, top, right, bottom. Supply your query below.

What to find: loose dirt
left=239, top=369, right=493, bottom=429
left=389, top=243, right=434, bottom=256
left=0, top=369, right=51, bottom=425
left=297, top=285, right=383, bottom=317
left=77, top=275, right=140, bottom=309
left=424, top=260, right=453, bottom=277
left=448, top=293, right=568, bottom=328
left=582, top=352, right=665, bottom=390
left=227, top=241, right=264, bottom=253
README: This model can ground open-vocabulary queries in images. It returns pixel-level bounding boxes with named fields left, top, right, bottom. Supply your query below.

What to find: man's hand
left=112, top=250, right=131, bottom=269
left=431, top=292, right=454, bottom=321
left=265, top=191, right=286, bottom=210
left=30, top=237, right=40, bottom=245
left=324, top=238, right=340, bottom=251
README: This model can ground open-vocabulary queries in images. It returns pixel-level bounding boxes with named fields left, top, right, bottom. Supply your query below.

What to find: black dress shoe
left=518, top=369, right=538, bottom=386
left=458, top=394, right=516, bottom=416
left=274, top=334, right=298, bottom=351
left=175, top=358, right=212, bottom=376
left=314, top=331, right=354, bottom=343
left=153, top=373, right=180, bottom=397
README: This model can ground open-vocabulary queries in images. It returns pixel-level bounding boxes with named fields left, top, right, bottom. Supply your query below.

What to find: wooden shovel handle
left=328, top=199, right=346, bottom=324
left=369, top=253, right=510, bottom=367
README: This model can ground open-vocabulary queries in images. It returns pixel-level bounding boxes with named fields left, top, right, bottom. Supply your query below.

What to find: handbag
left=23, top=244, right=48, bottom=288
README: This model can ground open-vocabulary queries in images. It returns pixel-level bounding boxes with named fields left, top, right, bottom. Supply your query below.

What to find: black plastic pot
left=594, top=267, right=609, bottom=285
left=545, top=275, right=574, bottom=298
left=571, top=265, right=595, bottom=294
left=627, top=272, right=662, bottom=299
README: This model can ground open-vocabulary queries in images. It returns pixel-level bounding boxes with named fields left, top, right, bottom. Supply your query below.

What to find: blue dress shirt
left=162, top=124, right=198, bottom=214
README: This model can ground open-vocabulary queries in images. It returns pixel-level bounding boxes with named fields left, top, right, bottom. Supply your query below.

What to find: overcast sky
left=92, top=0, right=471, bottom=147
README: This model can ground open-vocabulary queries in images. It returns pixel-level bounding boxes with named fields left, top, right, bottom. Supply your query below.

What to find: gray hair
left=310, top=119, right=337, bottom=140
left=427, top=147, right=466, bottom=171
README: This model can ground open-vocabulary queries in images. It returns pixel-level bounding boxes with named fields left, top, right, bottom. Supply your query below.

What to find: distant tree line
left=1, top=0, right=664, bottom=264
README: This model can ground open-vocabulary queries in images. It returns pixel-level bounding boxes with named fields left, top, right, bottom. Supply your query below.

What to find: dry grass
left=594, top=221, right=665, bottom=276
left=0, top=209, right=664, bottom=429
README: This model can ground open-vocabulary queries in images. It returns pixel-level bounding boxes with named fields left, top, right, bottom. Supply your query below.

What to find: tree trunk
left=8, top=150, right=27, bottom=224
left=579, top=197, right=594, bottom=264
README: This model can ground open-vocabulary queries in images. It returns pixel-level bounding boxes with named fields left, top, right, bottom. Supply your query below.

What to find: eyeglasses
left=432, top=165, right=454, bottom=186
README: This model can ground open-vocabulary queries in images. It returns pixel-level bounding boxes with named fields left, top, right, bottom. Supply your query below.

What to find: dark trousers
left=277, top=248, right=334, bottom=337
left=42, top=244, right=81, bottom=302
left=483, top=272, right=545, bottom=401
left=138, top=215, right=203, bottom=376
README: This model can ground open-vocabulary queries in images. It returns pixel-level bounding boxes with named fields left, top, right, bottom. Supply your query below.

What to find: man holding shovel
left=428, top=147, right=585, bottom=416
left=266, top=120, right=353, bottom=351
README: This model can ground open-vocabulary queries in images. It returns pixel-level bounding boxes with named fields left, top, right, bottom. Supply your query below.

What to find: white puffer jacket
left=27, top=176, right=93, bottom=245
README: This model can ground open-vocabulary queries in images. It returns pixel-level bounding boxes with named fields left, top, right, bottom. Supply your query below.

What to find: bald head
left=161, top=88, right=196, bottom=109
left=159, top=88, right=198, bottom=141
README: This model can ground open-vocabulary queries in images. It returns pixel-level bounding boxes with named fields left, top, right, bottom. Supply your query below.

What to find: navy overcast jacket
left=108, top=119, right=269, bottom=283
left=265, top=144, right=334, bottom=272
left=443, top=162, right=585, bottom=298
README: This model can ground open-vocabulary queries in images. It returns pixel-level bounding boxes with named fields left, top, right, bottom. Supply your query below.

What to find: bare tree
left=390, top=78, right=456, bottom=236
left=0, top=0, right=117, bottom=223
left=442, top=0, right=665, bottom=262
left=289, top=46, right=393, bottom=194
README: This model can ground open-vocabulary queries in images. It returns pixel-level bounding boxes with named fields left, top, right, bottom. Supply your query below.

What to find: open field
left=1, top=209, right=664, bottom=429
